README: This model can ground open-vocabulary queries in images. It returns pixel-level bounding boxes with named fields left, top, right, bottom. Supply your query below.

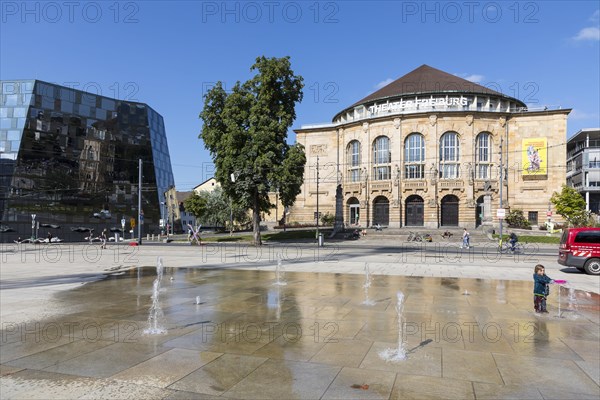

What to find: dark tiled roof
left=176, top=191, right=194, bottom=202
left=350, top=65, right=506, bottom=108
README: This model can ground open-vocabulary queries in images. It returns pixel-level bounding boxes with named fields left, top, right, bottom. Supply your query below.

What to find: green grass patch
left=197, top=229, right=327, bottom=243
left=493, top=234, right=560, bottom=244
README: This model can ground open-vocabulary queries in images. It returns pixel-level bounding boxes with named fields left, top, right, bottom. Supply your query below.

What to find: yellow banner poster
left=522, top=138, right=547, bottom=175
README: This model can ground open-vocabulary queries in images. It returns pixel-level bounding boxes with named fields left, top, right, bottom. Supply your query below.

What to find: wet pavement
left=1, top=264, right=599, bottom=399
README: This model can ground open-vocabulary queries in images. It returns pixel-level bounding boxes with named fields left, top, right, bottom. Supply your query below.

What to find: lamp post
left=362, top=167, right=369, bottom=228
left=396, top=165, right=401, bottom=228
left=316, top=156, right=320, bottom=241
left=430, top=164, right=439, bottom=228
left=161, top=201, right=167, bottom=235
left=230, top=172, right=236, bottom=236
left=31, top=214, right=36, bottom=240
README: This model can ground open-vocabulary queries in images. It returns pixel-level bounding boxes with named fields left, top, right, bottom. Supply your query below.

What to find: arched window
left=476, top=132, right=492, bottom=179
left=87, top=146, right=94, bottom=161
left=439, top=132, right=460, bottom=179
left=346, top=140, right=361, bottom=182
left=404, top=133, right=425, bottom=179
left=372, top=136, right=391, bottom=180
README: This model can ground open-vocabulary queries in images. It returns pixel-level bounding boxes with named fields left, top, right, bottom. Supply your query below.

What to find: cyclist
left=509, top=231, right=519, bottom=251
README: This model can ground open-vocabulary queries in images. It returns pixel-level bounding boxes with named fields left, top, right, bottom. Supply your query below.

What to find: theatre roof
left=352, top=65, right=508, bottom=107
left=332, top=65, right=525, bottom=122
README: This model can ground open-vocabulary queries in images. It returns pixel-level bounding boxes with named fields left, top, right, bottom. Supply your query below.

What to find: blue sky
left=1, top=1, right=599, bottom=191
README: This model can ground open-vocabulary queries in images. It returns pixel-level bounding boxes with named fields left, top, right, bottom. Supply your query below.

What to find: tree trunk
left=252, top=193, right=262, bottom=246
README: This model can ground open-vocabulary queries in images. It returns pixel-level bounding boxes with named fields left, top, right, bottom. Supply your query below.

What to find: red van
left=558, top=227, right=600, bottom=275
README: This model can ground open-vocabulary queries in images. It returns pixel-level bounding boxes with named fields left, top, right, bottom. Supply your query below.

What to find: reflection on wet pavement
left=1, top=268, right=599, bottom=399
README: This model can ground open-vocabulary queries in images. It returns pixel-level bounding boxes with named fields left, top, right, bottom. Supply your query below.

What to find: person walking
left=100, top=229, right=108, bottom=249
left=461, top=228, right=470, bottom=249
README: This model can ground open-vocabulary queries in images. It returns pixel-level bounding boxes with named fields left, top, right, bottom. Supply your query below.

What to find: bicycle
left=407, top=231, right=423, bottom=242
left=500, top=241, right=523, bottom=254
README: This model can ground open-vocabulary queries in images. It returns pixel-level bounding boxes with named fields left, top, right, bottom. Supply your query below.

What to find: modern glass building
left=0, top=80, right=174, bottom=242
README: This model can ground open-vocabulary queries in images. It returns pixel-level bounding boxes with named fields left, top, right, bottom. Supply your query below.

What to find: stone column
left=331, top=184, right=344, bottom=237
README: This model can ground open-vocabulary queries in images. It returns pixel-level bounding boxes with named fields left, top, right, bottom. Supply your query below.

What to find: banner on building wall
left=521, top=138, right=547, bottom=175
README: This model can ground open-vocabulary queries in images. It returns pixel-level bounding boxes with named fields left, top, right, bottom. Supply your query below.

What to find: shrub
left=505, top=209, right=531, bottom=229
left=320, top=212, right=335, bottom=225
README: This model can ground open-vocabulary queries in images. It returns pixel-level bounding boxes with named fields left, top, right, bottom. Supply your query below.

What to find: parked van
left=558, top=227, right=600, bottom=275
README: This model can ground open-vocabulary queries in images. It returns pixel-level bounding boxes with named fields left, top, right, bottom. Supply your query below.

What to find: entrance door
left=372, top=196, right=389, bottom=226
left=441, top=195, right=459, bottom=226
left=475, top=196, right=485, bottom=227
left=347, top=197, right=360, bottom=225
left=405, top=195, right=424, bottom=226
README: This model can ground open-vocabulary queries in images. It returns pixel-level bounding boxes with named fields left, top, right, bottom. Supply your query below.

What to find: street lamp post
left=161, top=201, right=167, bottom=236
left=230, top=172, right=236, bottom=237
left=316, top=156, right=320, bottom=241
left=31, top=214, right=36, bottom=240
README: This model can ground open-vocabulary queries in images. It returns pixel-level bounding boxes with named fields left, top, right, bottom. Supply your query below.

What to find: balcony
left=370, top=181, right=392, bottom=192
left=439, top=180, right=464, bottom=190
left=402, top=180, right=428, bottom=192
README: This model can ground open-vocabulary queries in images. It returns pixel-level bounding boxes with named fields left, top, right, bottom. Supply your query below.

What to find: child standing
left=533, top=264, right=554, bottom=313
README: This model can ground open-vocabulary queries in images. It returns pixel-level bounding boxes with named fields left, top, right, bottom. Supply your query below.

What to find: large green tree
left=200, top=56, right=306, bottom=245
left=551, top=185, right=591, bottom=227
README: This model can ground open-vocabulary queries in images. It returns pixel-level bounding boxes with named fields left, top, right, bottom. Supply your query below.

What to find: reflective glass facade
left=0, top=80, right=174, bottom=242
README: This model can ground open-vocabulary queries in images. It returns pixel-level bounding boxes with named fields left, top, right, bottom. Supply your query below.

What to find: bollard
left=318, top=233, right=324, bottom=247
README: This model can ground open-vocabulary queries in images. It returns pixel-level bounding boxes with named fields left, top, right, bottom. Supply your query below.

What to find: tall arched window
left=372, top=136, right=391, bottom=180
left=87, top=146, right=95, bottom=161
left=476, top=132, right=492, bottom=179
left=404, top=133, right=425, bottom=179
left=347, top=140, right=361, bottom=182
left=439, top=132, right=460, bottom=179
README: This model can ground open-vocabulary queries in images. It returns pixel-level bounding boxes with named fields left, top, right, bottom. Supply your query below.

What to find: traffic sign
left=130, top=218, right=136, bottom=228
left=496, top=208, right=506, bottom=219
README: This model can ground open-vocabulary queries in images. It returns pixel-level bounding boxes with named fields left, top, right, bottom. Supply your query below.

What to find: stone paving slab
left=1, top=243, right=599, bottom=399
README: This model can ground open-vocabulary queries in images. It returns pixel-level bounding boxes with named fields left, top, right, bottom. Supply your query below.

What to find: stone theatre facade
left=290, top=65, right=569, bottom=229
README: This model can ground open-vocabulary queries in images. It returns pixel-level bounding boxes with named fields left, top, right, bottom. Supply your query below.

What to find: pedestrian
left=100, top=229, right=107, bottom=249
left=47, top=231, right=52, bottom=243
left=533, top=264, right=554, bottom=313
left=461, top=228, right=470, bottom=249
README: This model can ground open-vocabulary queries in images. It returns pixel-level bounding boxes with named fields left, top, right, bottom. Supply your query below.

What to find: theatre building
left=290, top=65, right=569, bottom=229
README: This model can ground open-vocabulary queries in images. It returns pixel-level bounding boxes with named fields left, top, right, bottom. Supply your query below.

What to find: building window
left=347, top=140, right=361, bottom=182
left=528, top=211, right=538, bottom=225
left=372, top=136, right=391, bottom=180
left=439, top=131, right=460, bottom=179
left=404, top=133, right=425, bottom=179
left=476, top=132, right=492, bottom=179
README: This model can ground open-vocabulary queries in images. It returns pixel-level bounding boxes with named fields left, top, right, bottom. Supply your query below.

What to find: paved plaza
left=1, top=239, right=599, bottom=399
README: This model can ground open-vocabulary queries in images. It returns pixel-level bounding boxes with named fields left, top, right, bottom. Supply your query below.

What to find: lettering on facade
left=310, top=144, right=327, bottom=156
left=368, top=98, right=468, bottom=115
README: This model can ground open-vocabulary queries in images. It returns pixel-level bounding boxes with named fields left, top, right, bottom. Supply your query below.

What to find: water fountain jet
left=379, top=291, right=407, bottom=362
left=143, top=257, right=167, bottom=335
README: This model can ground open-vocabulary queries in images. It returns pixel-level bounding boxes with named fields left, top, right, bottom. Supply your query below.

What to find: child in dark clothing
left=533, top=264, right=554, bottom=313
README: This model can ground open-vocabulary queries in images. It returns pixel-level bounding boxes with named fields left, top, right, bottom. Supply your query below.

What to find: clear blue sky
left=2, top=1, right=599, bottom=191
